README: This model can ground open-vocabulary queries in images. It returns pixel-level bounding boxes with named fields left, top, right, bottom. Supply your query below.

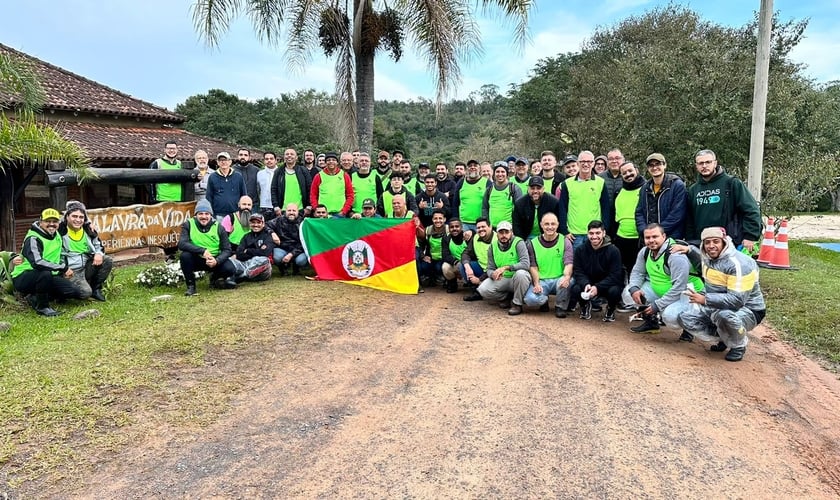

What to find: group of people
left=11, top=143, right=767, bottom=361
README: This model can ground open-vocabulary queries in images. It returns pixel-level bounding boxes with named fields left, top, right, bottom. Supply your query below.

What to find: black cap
left=392, top=149, right=405, bottom=156
left=324, top=152, right=338, bottom=160
left=529, top=176, right=544, bottom=187
left=418, top=162, right=430, bottom=168
left=249, top=212, right=265, bottom=221
left=562, top=155, right=578, bottom=166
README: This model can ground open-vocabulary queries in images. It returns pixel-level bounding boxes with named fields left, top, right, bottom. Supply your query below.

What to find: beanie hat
left=66, top=200, right=87, bottom=214
left=195, top=199, right=213, bottom=215
left=700, top=226, right=726, bottom=240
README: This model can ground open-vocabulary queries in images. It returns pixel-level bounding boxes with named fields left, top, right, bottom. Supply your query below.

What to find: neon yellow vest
left=284, top=170, right=303, bottom=209
left=11, top=229, right=63, bottom=277
left=564, top=176, right=604, bottom=234
left=532, top=237, right=565, bottom=279
left=352, top=172, right=380, bottom=213
left=492, top=236, right=522, bottom=278
left=227, top=215, right=249, bottom=245
left=318, top=171, right=346, bottom=213
left=615, top=187, right=642, bottom=238
left=458, top=178, right=487, bottom=224
left=189, top=218, right=221, bottom=256
left=488, top=184, right=515, bottom=228
left=473, top=234, right=495, bottom=270
left=448, top=237, right=467, bottom=261
left=156, top=159, right=182, bottom=202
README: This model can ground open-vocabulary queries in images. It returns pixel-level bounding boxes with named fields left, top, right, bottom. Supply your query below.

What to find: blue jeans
left=570, top=234, right=587, bottom=251
left=273, top=248, right=309, bottom=268
left=460, top=261, right=484, bottom=282
left=523, top=277, right=572, bottom=309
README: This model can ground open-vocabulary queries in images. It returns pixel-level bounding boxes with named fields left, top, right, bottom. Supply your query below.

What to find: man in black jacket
left=271, top=149, right=312, bottom=218
left=232, top=212, right=274, bottom=282
left=512, top=177, right=560, bottom=240
left=570, top=220, right=624, bottom=322
left=268, top=203, right=308, bottom=274
left=178, top=199, right=237, bottom=296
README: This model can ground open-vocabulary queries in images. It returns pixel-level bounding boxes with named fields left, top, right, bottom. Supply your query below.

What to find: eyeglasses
left=696, top=160, right=715, bottom=167
left=578, top=160, right=594, bottom=165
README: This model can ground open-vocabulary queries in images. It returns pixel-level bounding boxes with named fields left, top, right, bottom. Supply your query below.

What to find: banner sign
left=87, top=201, right=196, bottom=253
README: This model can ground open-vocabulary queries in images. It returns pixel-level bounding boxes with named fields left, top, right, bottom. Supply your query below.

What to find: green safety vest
left=614, top=187, right=642, bottom=239
left=64, top=230, right=90, bottom=255
left=491, top=236, right=522, bottom=278
left=381, top=189, right=412, bottom=218
left=458, top=178, right=488, bottom=224
left=511, top=176, right=530, bottom=195
left=11, top=228, right=63, bottom=277
left=227, top=215, right=249, bottom=245
left=564, top=176, right=605, bottom=234
left=352, top=172, right=380, bottom=213
left=645, top=239, right=704, bottom=296
left=473, top=234, right=495, bottom=270
left=428, top=231, right=445, bottom=260
left=530, top=207, right=541, bottom=237
left=284, top=170, right=303, bottom=209
left=318, top=170, right=346, bottom=213
left=532, top=237, right=565, bottom=279
left=488, top=184, right=515, bottom=228
left=404, top=176, right=420, bottom=196
left=156, top=159, right=182, bottom=202
left=448, top=237, right=467, bottom=261
left=189, top=218, right=221, bottom=256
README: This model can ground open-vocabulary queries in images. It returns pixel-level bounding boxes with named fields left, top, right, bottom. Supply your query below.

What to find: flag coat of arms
left=300, top=218, right=419, bottom=294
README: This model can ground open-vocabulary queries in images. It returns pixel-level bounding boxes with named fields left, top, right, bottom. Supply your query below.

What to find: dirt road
left=46, top=286, right=840, bottom=498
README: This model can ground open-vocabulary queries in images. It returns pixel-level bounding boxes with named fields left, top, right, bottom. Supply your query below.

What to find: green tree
left=0, top=51, right=90, bottom=251
left=190, top=0, right=534, bottom=152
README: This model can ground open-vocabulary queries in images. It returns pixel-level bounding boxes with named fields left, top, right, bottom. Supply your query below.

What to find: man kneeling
left=232, top=212, right=274, bottom=282
left=178, top=200, right=237, bottom=296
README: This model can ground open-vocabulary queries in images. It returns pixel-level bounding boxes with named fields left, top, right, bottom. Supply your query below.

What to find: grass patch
left=0, top=262, right=348, bottom=487
left=761, top=240, right=840, bottom=367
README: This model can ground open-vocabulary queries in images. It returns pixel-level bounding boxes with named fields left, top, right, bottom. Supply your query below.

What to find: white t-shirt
left=256, top=167, right=277, bottom=209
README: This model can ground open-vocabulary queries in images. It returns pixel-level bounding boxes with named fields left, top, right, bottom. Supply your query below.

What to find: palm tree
left=0, top=51, right=91, bottom=251
left=191, top=0, right=534, bottom=152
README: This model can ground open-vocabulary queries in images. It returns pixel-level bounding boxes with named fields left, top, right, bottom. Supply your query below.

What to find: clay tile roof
left=59, top=122, right=258, bottom=163
left=0, top=43, right=183, bottom=122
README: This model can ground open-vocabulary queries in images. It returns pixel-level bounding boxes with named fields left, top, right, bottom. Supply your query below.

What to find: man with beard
left=677, top=227, right=766, bottom=362
left=11, top=208, right=81, bottom=316
left=635, top=153, right=687, bottom=239
left=512, top=177, right=560, bottom=240
left=624, top=223, right=703, bottom=337
left=452, top=161, right=466, bottom=182
left=519, top=212, right=574, bottom=317
left=302, top=149, right=319, bottom=178
left=271, top=148, right=312, bottom=218
left=441, top=218, right=469, bottom=293
left=206, top=152, right=247, bottom=221
left=178, top=199, right=237, bottom=295
left=221, top=196, right=254, bottom=251
left=451, top=159, right=490, bottom=233
left=313, top=204, right=329, bottom=218
left=58, top=201, right=112, bottom=302
left=476, top=221, right=530, bottom=314
left=482, top=161, right=522, bottom=229
left=193, top=149, right=213, bottom=202
left=416, top=174, right=450, bottom=227
left=600, top=148, right=626, bottom=205
left=510, top=157, right=532, bottom=194
left=419, top=209, right=448, bottom=288
left=378, top=172, right=418, bottom=218
left=340, top=151, right=357, bottom=175
left=434, top=162, right=455, bottom=198
left=399, top=159, right=422, bottom=197
left=234, top=148, right=260, bottom=203
left=268, top=203, right=309, bottom=274
left=685, top=149, right=762, bottom=252
left=539, top=151, right=564, bottom=196
left=309, top=152, right=354, bottom=217
left=149, top=141, right=183, bottom=204
left=559, top=150, right=611, bottom=250
left=461, top=217, right=495, bottom=301
left=570, top=220, right=624, bottom=322
left=376, top=150, right=392, bottom=190
left=232, top=212, right=274, bottom=282
left=350, top=152, right=383, bottom=216
left=612, top=161, right=645, bottom=277
left=257, top=151, right=279, bottom=219
left=391, top=149, right=405, bottom=170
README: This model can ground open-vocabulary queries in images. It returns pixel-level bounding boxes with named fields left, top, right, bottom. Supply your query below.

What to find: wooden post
left=48, top=161, right=68, bottom=211
left=0, top=161, right=14, bottom=251
left=747, top=0, right=773, bottom=202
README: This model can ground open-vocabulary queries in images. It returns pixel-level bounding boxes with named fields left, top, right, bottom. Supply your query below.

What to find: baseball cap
left=645, top=153, right=666, bottom=165
left=418, top=162, right=430, bottom=168
left=528, top=176, right=544, bottom=187
left=516, top=157, right=528, bottom=165
left=40, top=208, right=61, bottom=221
left=362, top=198, right=376, bottom=209
left=497, top=221, right=513, bottom=232
left=505, top=155, right=517, bottom=163
left=217, top=152, right=231, bottom=160
left=466, top=159, right=479, bottom=166
left=562, top=155, right=578, bottom=166
left=249, top=212, right=265, bottom=221
left=378, top=151, right=390, bottom=159
left=392, top=149, right=405, bottom=156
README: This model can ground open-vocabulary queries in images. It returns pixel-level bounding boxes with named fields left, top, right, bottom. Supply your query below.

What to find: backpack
left=643, top=239, right=702, bottom=278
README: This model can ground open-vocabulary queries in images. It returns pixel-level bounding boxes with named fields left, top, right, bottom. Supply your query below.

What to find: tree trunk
left=832, top=186, right=840, bottom=212
left=0, top=166, right=14, bottom=251
left=354, top=0, right=376, bottom=153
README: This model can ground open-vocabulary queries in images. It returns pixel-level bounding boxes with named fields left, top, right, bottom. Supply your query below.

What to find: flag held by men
left=300, top=218, right=418, bottom=294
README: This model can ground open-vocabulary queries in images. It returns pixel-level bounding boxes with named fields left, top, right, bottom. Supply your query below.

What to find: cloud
left=790, top=29, right=840, bottom=84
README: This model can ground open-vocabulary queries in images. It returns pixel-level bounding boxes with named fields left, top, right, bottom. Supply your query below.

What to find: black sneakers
left=185, top=285, right=198, bottom=296
left=555, top=307, right=567, bottom=318
left=463, top=291, right=483, bottom=302
left=679, top=330, right=694, bottom=342
left=602, top=307, right=616, bottom=322
left=709, top=341, right=728, bottom=352
left=579, top=301, right=592, bottom=320
left=725, top=346, right=746, bottom=362
left=91, top=289, right=107, bottom=302
left=630, top=314, right=660, bottom=334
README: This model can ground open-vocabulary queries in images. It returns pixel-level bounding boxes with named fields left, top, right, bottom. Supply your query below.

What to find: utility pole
left=747, top=0, right=773, bottom=202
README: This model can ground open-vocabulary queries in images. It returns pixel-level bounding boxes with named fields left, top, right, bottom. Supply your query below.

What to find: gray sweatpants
left=678, top=305, right=757, bottom=349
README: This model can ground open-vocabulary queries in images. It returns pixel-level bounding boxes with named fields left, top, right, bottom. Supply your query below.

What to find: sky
left=3, top=0, right=838, bottom=111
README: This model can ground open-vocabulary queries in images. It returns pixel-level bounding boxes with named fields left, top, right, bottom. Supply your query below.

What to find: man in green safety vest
left=519, top=212, right=574, bottom=318
left=11, top=208, right=83, bottom=316
left=350, top=153, right=383, bottom=216
left=309, top=152, right=354, bottom=217
left=624, top=223, right=705, bottom=337
left=58, top=201, right=112, bottom=302
left=441, top=218, right=469, bottom=293
left=559, top=150, right=611, bottom=250
left=476, top=220, right=530, bottom=314
left=178, top=199, right=238, bottom=296
left=419, top=210, right=448, bottom=288
left=377, top=172, right=418, bottom=218
left=452, top=159, right=490, bottom=233
left=221, top=196, right=254, bottom=252
left=462, top=217, right=495, bottom=301
left=482, top=161, right=522, bottom=229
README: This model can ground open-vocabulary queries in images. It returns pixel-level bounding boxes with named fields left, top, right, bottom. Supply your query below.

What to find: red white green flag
left=300, top=218, right=419, bottom=294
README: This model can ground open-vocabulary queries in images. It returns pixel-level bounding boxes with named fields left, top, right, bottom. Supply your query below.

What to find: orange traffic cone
left=768, top=219, right=791, bottom=269
left=756, top=216, right=775, bottom=265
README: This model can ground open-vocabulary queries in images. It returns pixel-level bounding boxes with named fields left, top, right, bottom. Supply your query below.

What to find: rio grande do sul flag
left=300, top=218, right=419, bottom=294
